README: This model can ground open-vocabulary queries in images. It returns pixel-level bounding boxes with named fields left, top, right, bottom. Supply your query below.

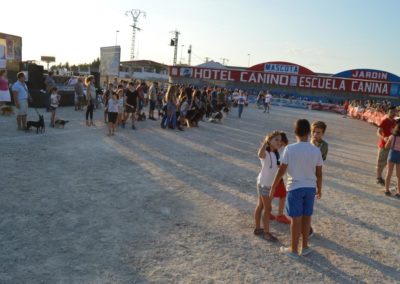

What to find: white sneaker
left=301, top=246, right=313, bottom=256
left=280, top=246, right=299, bottom=259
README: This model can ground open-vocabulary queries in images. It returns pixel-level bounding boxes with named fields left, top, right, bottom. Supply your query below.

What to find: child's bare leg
left=254, top=196, right=263, bottom=229
left=51, top=111, right=55, bottom=126
left=385, top=162, right=394, bottom=192
left=260, top=195, right=271, bottom=233
left=278, top=197, right=285, bottom=215
left=290, top=216, right=302, bottom=254
left=301, top=215, right=312, bottom=248
left=395, top=163, right=400, bottom=194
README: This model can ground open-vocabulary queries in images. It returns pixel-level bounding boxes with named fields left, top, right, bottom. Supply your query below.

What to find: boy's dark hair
left=51, top=87, right=58, bottom=92
left=280, top=131, right=288, bottom=145
left=294, top=119, right=311, bottom=137
left=311, top=121, right=327, bottom=133
left=388, top=106, right=396, bottom=111
left=17, top=72, right=25, bottom=79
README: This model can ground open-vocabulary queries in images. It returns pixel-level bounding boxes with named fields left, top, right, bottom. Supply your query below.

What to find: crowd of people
left=3, top=70, right=399, bottom=260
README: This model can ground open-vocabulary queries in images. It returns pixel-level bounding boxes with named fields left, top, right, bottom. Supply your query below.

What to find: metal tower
left=188, top=45, right=192, bottom=66
left=170, top=30, right=180, bottom=65
left=125, top=9, right=146, bottom=61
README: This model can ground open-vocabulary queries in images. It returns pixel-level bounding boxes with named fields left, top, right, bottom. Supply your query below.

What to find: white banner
left=100, top=46, right=121, bottom=77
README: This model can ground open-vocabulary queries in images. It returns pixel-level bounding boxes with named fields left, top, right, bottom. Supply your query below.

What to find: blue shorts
left=286, top=187, right=316, bottom=217
left=388, top=149, right=400, bottom=164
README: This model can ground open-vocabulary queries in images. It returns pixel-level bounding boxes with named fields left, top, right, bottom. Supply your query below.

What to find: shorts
left=388, top=149, right=400, bottom=164
left=125, top=106, right=136, bottom=113
left=17, top=99, right=28, bottom=116
left=118, top=107, right=125, bottom=114
left=286, top=187, right=316, bottom=217
left=377, top=148, right=390, bottom=168
left=274, top=179, right=287, bottom=198
left=108, top=112, right=118, bottom=124
left=49, top=106, right=57, bottom=112
left=149, top=100, right=156, bottom=111
left=257, top=183, right=271, bottom=197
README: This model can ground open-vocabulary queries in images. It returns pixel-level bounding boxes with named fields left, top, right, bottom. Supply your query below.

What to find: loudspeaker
left=27, top=64, right=45, bottom=90
left=90, top=71, right=100, bottom=88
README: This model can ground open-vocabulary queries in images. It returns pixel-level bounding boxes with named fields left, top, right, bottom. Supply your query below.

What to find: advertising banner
left=170, top=62, right=400, bottom=97
left=0, top=32, right=22, bottom=71
left=100, top=46, right=121, bottom=77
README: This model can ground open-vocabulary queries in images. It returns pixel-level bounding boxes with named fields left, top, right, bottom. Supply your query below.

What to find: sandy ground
left=0, top=104, right=399, bottom=283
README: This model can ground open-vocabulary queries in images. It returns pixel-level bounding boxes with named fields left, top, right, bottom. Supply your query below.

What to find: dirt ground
left=0, top=104, right=399, bottom=283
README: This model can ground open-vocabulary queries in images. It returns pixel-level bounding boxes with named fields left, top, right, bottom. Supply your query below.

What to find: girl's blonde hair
left=264, top=130, right=282, bottom=151
left=165, top=85, right=177, bottom=102
left=85, top=75, right=94, bottom=85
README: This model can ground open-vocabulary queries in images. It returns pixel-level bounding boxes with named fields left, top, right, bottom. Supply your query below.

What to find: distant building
left=118, top=60, right=169, bottom=82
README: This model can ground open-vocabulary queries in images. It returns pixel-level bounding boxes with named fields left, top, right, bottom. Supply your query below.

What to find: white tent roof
left=196, top=61, right=227, bottom=69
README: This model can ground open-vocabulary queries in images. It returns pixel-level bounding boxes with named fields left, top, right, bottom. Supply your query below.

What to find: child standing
left=270, top=119, right=323, bottom=258
left=271, top=132, right=291, bottom=224
left=311, top=121, right=329, bottom=161
left=49, top=87, right=60, bottom=127
left=384, top=121, right=400, bottom=198
left=309, top=121, right=329, bottom=237
left=107, top=92, right=119, bottom=136
left=254, top=131, right=282, bottom=242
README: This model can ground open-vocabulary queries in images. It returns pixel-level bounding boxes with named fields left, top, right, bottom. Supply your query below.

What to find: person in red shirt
left=376, top=106, right=397, bottom=186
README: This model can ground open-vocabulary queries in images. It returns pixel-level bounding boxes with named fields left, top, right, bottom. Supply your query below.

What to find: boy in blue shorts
left=270, top=119, right=323, bottom=258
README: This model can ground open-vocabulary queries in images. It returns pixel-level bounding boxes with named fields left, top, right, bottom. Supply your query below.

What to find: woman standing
left=236, top=90, right=246, bottom=119
left=165, top=85, right=178, bottom=130
left=85, top=75, right=96, bottom=126
left=0, top=69, right=11, bottom=103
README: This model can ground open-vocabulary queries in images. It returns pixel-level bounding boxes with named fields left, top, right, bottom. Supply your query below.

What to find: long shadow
left=299, top=251, right=364, bottom=284
left=146, top=127, right=259, bottom=173
left=325, top=178, right=399, bottom=209
left=308, top=235, right=400, bottom=282
left=314, top=202, right=399, bottom=239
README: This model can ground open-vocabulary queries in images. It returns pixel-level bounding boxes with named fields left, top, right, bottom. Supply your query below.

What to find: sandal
left=394, top=193, right=400, bottom=199
left=384, top=190, right=391, bottom=196
left=263, top=232, right=278, bottom=242
left=253, top=228, right=264, bottom=235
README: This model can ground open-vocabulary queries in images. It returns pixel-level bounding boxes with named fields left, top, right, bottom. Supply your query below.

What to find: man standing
left=148, top=82, right=157, bottom=120
left=45, top=71, right=56, bottom=111
left=376, top=106, right=397, bottom=186
left=264, top=91, right=273, bottom=113
left=12, top=72, right=31, bottom=130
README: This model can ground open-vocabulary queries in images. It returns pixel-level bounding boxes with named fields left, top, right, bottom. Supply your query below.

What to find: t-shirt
left=45, top=76, right=56, bottom=92
left=12, top=81, right=29, bottom=100
left=108, top=98, right=119, bottom=113
left=74, top=82, right=84, bottom=96
left=237, top=95, right=246, bottom=105
left=378, top=117, right=396, bottom=148
left=313, top=139, right=329, bottom=161
left=148, top=85, right=157, bottom=101
left=217, top=91, right=225, bottom=104
left=125, top=89, right=138, bottom=107
left=265, top=94, right=272, bottom=103
left=257, top=150, right=278, bottom=187
left=281, top=142, right=323, bottom=191
left=50, top=93, right=60, bottom=108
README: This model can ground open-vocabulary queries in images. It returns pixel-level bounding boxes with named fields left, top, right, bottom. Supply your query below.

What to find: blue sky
left=2, top=0, right=399, bottom=74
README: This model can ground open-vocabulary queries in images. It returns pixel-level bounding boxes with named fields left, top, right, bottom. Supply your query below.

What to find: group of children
left=254, top=119, right=328, bottom=259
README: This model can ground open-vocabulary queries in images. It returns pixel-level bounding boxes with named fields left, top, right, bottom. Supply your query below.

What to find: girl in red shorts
left=271, top=132, right=291, bottom=224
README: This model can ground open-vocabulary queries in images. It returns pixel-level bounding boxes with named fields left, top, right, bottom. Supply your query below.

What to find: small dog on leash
left=54, top=119, right=69, bottom=128
left=209, top=111, right=223, bottom=123
left=26, top=115, right=45, bottom=134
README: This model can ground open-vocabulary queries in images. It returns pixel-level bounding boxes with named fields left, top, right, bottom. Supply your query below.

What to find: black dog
left=54, top=119, right=69, bottom=128
left=26, top=115, right=45, bottom=134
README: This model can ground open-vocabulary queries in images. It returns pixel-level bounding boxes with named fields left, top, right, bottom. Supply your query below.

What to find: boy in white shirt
left=270, top=119, right=323, bottom=258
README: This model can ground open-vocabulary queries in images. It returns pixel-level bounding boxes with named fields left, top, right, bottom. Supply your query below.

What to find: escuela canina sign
left=169, top=61, right=400, bottom=97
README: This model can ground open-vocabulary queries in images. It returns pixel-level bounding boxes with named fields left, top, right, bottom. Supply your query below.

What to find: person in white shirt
left=235, top=90, right=246, bottom=119
left=254, top=131, right=282, bottom=242
left=264, top=92, right=273, bottom=113
left=270, top=119, right=323, bottom=258
left=107, top=92, right=119, bottom=136
left=49, top=87, right=61, bottom=127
